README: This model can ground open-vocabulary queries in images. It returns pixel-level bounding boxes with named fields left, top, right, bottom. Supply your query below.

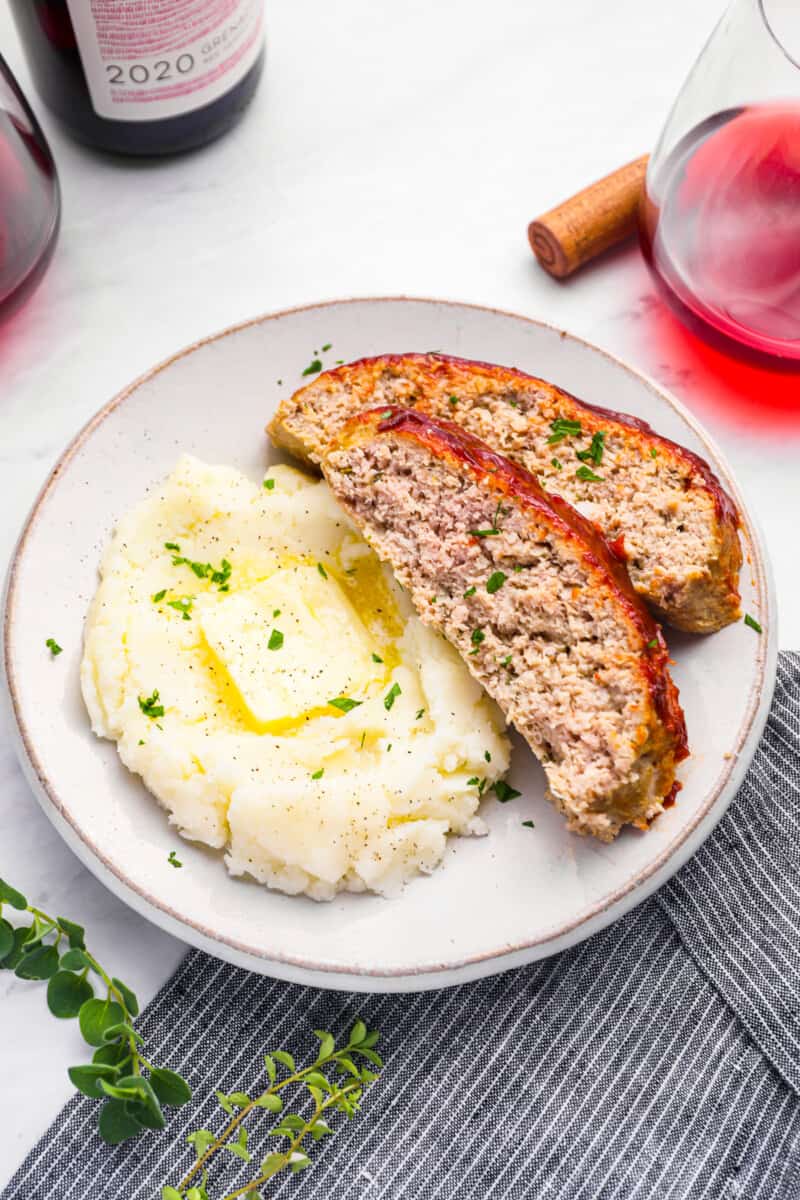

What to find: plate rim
left=2, top=295, right=776, bottom=987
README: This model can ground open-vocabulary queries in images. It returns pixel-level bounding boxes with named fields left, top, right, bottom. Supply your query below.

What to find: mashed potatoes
left=81, top=456, right=510, bottom=900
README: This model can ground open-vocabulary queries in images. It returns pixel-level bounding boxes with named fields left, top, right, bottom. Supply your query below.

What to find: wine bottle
left=9, top=0, right=265, bottom=156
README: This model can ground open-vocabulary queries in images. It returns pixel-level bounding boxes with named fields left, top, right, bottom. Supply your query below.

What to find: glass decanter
left=639, top=0, right=800, bottom=363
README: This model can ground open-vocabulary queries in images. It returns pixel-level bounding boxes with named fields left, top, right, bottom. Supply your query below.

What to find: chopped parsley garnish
left=486, top=570, right=507, bottom=594
left=478, top=778, right=488, bottom=796
left=744, top=614, right=763, bottom=634
left=264, top=478, right=276, bottom=490
left=302, top=358, right=323, bottom=376
left=317, top=562, right=328, bottom=579
left=169, top=549, right=232, bottom=591
left=464, top=586, right=476, bottom=598
left=152, top=589, right=167, bottom=604
left=484, top=750, right=491, bottom=763
left=469, top=527, right=501, bottom=538
left=650, top=447, right=658, bottom=459
left=512, top=564, right=524, bottom=573
left=467, top=777, right=480, bottom=787
left=167, top=850, right=182, bottom=868
left=509, top=399, right=519, bottom=408
left=273, top=609, right=281, bottom=617
left=551, top=457, right=562, bottom=470
left=321, top=343, right=332, bottom=352
left=328, top=696, right=363, bottom=713
left=384, top=682, right=402, bottom=711
left=311, top=768, right=324, bottom=780
left=576, top=465, right=603, bottom=483
left=493, top=780, right=522, bottom=803
left=268, top=629, right=284, bottom=651
left=415, top=708, right=425, bottom=720
left=139, top=690, right=164, bottom=720
left=547, top=417, right=582, bottom=445
left=164, top=542, right=180, bottom=552
left=576, top=430, right=606, bottom=466
left=521, top=820, right=535, bottom=829
left=167, top=596, right=193, bottom=620
left=45, top=638, right=63, bottom=657
left=646, top=637, right=658, bottom=649
left=470, top=628, right=486, bottom=655
left=372, top=652, right=384, bottom=663
left=501, top=654, right=513, bottom=669
left=448, top=395, right=459, bottom=406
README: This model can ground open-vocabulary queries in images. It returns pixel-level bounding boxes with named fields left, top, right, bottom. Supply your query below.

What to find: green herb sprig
left=166, top=544, right=232, bottom=591
left=163, top=1022, right=382, bottom=1199
left=0, top=877, right=191, bottom=1145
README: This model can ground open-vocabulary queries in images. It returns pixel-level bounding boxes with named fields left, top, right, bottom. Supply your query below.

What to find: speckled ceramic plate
left=2, top=298, right=777, bottom=992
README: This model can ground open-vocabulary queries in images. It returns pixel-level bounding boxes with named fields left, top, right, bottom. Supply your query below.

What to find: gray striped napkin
left=4, top=653, right=799, bottom=1200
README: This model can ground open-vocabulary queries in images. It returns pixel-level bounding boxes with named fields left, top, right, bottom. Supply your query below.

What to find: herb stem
left=177, top=1048, right=358, bottom=1192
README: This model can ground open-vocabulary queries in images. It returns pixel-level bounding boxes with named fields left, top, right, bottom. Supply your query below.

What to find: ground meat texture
left=321, top=406, right=688, bottom=843
left=269, top=353, right=742, bottom=634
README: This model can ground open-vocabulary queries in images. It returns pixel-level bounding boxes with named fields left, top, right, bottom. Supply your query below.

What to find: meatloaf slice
left=269, top=353, right=741, bottom=633
left=322, top=406, right=688, bottom=843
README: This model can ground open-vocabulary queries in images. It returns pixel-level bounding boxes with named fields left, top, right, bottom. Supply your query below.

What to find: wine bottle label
left=64, top=0, right=264, bottom=123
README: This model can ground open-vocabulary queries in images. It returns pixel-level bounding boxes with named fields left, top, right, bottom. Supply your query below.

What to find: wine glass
left=639, top=0, right=800, bottom=363
left=0, top=53, right=60, bottom=321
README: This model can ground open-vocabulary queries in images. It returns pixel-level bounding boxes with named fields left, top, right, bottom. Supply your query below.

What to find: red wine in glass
left=640, top=103, right=800, bottom=364
left=0, top=55, right=60, bottom=320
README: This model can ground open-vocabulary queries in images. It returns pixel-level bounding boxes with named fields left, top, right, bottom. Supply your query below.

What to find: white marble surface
left=1, top=0, right=799, bottom=1185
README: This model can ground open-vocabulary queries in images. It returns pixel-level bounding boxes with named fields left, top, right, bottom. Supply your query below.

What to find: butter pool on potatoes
left=81, top=456, right=511, bottom=901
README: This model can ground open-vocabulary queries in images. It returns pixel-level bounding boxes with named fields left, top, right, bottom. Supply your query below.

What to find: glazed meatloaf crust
left=269, top=353, right=742, bottom=633
left=322, top=406, right=688, bottom=842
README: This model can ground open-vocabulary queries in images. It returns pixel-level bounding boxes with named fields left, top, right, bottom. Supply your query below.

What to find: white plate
left=2, top=298, right=776, bottom=993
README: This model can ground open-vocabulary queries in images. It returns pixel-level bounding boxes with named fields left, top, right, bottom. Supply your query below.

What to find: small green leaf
left=98, top=1098, right=143, bottom=1144
left=304, top=1071, right=330, bottom=1090
left=187, top=1129, right=216, bottom=1159
left=162, top=1189, right=183, bottom=1200
left=335, top=1055, right=360, bottom=1078
left=264, top=1054, right=277, bottom=1084
left=486, top=571, right=507, bottom=594
left=48, top=970, right=94, bottom=1017
left=493, top=779, right=522, bottom=803
left=263, top=477, right=276, bottom=490
left=383, top=682, right=402, bottom=711
left=149, top=1067, right=192, bottom=1107
left=279, top=1114, right=306, bottom=1131
left=79, top=998, right=125, bottom=1046
left=56, top=916, right=86, bottom=948
left=45, top=637, right=63, bottom=656
left=0, top=919, right=14, bottom=960
left=302, top=358, right=323, bottom=377
left=93, top=1041, right=130, bottom=1068
left=317, top=561, right=328, bottom=579
left=311, top=768, right=324, bottom=780
left=225, top=1126, right=251, bottom=1162
left=290, top=1152, right=312, bottom=1173
left=59, top=948, right=91, bottom=971
left=102, top=1021, right=143, bottom=1044
left=0, top=879, right=27, bottom=910
left=215, top=1090, right=235, bottom=1115
left=152, top=589, right=167, bottom=604
left=268, top=629, right=284, bottom=651
left=111, top=976, right=140, bottom=1016
left=15, top=944, right=59, bottom=980
left=744, top=613, right=763, bottom=634
left=354, top=1046, right=383, bottom=1067
left=260, top=1153, right=286, bottom=1178
left=575, top=465, right=603, bottom=483
left=273, top=1050, right=295, bottom=1071
left=360, top=1030, right=380, bottom=1048
left=327, top=696, right=362, bottom=714
left=254, top=1092, right=282, bottom=1112
left=316, top=1033, right=335, bottom=1061
left=68, top=1062, right=120, bottom=1099
left=228, top=1091, right=251, bottom=1107
left=349, top=1019, right=367, bottom=1045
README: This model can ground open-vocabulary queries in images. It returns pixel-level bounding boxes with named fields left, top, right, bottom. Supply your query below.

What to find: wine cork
left=528, top=155, right=649, bottom=279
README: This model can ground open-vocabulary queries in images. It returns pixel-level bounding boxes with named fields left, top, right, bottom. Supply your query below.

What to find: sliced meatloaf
left=321, top=406, right=688, bottom=843
left=269, top=353, right=741, bottom=633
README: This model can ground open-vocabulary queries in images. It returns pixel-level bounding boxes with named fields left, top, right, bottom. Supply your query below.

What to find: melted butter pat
left=196, top=565, right=380, bottom=727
